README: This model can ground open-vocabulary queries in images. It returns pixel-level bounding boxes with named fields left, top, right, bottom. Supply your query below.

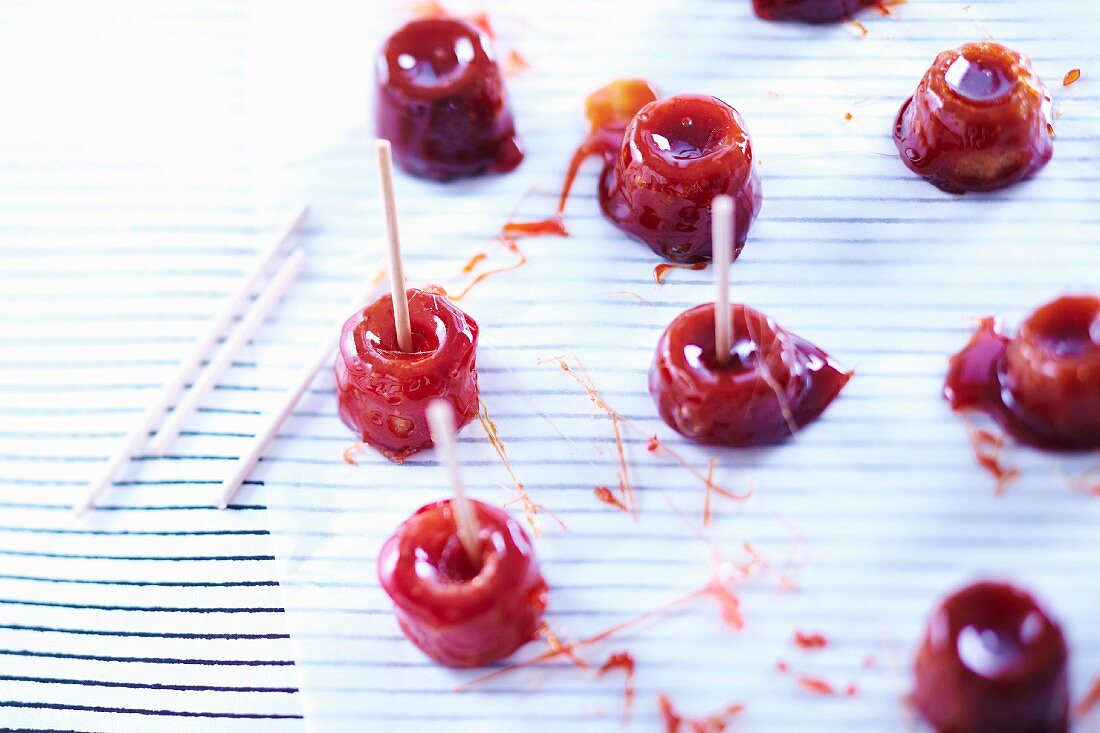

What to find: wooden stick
left=375, top=140, right=413, bottom=352
left=214, top=267, right=387, bottom=510
left=427, top=400, right=482, bottom=568
left=712, top=195, right=734, bottom=365
left=72, top=204, right=309, bottom=515
left=148, top=249, right=308, bottom=456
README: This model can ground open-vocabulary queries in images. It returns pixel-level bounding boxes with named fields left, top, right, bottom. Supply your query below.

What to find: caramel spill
left=653, top=262, right=707, bottom=285
left=659, top=692, right=745, bottom=733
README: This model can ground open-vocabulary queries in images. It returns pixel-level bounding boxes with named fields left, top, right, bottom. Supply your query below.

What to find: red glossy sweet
left=378, top=499, right=548, bottom=668
left=944, top=295, right=1100, bottom=450
left=334, top=288, right=479, bottom=462
left=752, top=0, right=877, bottom=23
left=913, top=582, right=1069, bottom=733
left=649, top=303, right=849, bottom=446
left=894, top=42, right=1054, bottom=193
left=600, top=94, right=763, bottom=263
left=375, top=17, right=523, bottom=181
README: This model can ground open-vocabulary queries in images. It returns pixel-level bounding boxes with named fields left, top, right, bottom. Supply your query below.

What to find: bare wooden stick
left=72, top=204, right=309, bottom=515
left=214, top=267, right=387, bottom=509
left=148, top=249, right=308, bottom=455
left=712, top=195, right=734, bottom=365
left=375, top=140, right=413, bottom=352
left=426, top=400, right=482, bottom=568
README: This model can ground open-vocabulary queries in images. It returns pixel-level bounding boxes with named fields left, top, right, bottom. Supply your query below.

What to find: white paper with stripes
left=1, top=0, right=1098, bottom=732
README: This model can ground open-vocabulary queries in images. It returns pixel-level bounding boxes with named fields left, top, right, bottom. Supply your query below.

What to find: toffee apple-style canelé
left=894, top=41, right=1054, bottom=193
left=376, top=16, right=523, bottom=181
left=378, top=499, right=548, bottom=668
left=539, top=79, right=762, bottom=264
left=945, top=294, right=1100, bottom=450
left=913, top=582, right=1070, bottom=733
left=335, top=288, right=479, bottom=462
left=649, top=303, right=850, bottom=446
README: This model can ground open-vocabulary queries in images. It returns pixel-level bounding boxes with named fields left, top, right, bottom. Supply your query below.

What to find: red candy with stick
left=945, top=294, right=1100, bottom=450
left=913, top=582, right=1070, bottom=733
left=378, top=402, right=548, bottom=667
left=376, top=16, right=523, bottom=181
left=894, top=41, right=1054, bottom=193
left=335, top=142, right=480, bottom=461
left=649, top=197, right=849, bottom=446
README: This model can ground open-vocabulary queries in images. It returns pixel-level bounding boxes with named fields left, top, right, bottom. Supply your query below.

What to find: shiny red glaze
left=913, top=582, right=1069, bottom=733
left=375, top=17, right=523, bottom=181
left=752, top=0, right=877, bottom=23
left=378, top=499, right=548, bottom=668
left=334, top=288, right=479, bottom=462
left=945, top=295, right=1100, bottom=450
left=894, top=42, right=1053, bottom=193
left=649, top=304, right=849, bottom=446
left=600, top=94, right=763, bottom=263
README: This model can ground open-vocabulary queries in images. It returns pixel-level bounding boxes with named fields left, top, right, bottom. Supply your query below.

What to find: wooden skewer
left=148, top=249, right=308, bottom=456
left=215, top=267, right=387, bottom=509
left=712, top=195, right=735, bottom=365
left=426, top=400, right=482, bottom=569
left=376, top=140, right=413, bottom=353
left=72, top=204, right=309, bottom=515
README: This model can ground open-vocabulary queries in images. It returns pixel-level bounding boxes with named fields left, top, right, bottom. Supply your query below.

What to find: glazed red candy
left=334, top=288, right=479, bottom=462
left=913, top=582, right=1069, bottom=733
left=538, top=81, right=761, bottom=264
left=378, top=499, right=548, bottom=668
left=376, top=17, right=523, bottom=181
left=752, top=0, right=877, bottom=23
left=945, top=295, right=1100, bottom=450
left=601, top=94, right=763, bottom=263
left=894, top=41, right=1054, bottom=193
left=649, top=303, right=849, bottom=446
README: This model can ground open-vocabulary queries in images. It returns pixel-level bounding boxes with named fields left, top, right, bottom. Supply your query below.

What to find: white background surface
left=0, top=1, right=1098, bottom=731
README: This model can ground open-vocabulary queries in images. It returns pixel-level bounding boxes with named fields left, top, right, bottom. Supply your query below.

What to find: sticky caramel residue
left=457, top=550, right=760, bottom=693
left=448, top=230, right=528, bottom=302
left=343, top=442, right=366, bottom=465
left=1070, top=463, right=1100, bottom=497
left=543, top=355, right=752, bottom=516
left=654, top=262, right=707, bottom=286
left=796, top=676, right=837, bottom=695
left=659, top=693, right=746, bottom=733
left=848, top=19, right=870, bottom=37
left=1077, top=675, right=1100, bottom=718
left=597, top=652, right=636, bottom=724
left=477, top=401, right=566, bottom=536
left=793, top=630, right=829, bottom=650
left=961, top=414, right=1020, bottom=494
left=876, top=0, right=907, bottom=17
left=503, top=49, right=532, bottom=77
left=1063, top=68, right=1082, bottom=87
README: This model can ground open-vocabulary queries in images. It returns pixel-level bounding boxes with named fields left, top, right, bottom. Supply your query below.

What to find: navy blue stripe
left=0, top=624, right=289, bottom=640
left=0, top=650, right=293, bottom=666
left=0, top=702, right=302, bottom=719
left=0, top=550, right=274, bottom=561
left=0, top=574, right=278, bottom=588
left=0, top=526, right=266, bottom=536
left=0, top=599, right=283, bottom=613
left=0, top=674, right=297, bottom=694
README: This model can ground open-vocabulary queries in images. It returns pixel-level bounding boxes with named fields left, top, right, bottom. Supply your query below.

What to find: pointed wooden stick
left=214, top=267, right=387, bottom=509
left=712, top=195, right=734, bottom=365
left=148, top=248, right=308, bottom=456
left=72, top=204, right=309, bottom=515
left=426, top=400, right=482, bottom=568
left=375, top=140, right=413, bottom=352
